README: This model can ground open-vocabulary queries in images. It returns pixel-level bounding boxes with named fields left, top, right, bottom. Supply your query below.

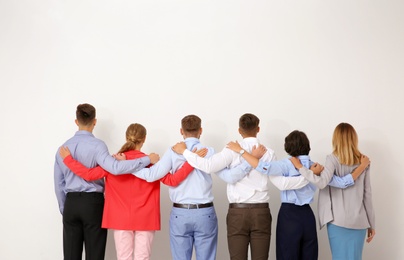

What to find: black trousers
left=276, top=203, right=318, bottom=260
left=63, top=192, right=107, bottom=260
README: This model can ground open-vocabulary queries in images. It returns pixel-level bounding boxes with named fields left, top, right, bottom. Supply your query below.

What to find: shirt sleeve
left=183, top=147, right=235, bottom=174
left=255, top=160, right=288, bottom=176
left=215, top=161, right=252, bottom=184
left=327, top=174, right=354, bottom=189
left=64, top=155, right=109, bottom=181
left=160, top=162, right=194, bottom=187
left=54, top=157, right=66, bottom=214
left=298, top=155, right=336, bottom=189
left=269, top=175, right=310, bottom=190
left=95, top=142, right=150, bottom=175
left=133, top=149, right=173, bottom=182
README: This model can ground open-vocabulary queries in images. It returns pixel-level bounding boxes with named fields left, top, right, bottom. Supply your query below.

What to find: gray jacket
left=299, top=153, right=375, bottom=230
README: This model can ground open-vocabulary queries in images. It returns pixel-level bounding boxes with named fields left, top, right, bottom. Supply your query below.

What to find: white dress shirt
left=182, top=137, right=309, bottom=203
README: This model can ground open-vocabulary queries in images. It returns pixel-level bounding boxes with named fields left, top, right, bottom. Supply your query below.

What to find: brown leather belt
left=229, top=203, right=269, bottom=209
left=173, top=202, right=214, bottom=209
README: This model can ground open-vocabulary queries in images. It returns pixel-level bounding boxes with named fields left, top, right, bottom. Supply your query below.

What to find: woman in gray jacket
left=291, top=123, right=375, bottom=260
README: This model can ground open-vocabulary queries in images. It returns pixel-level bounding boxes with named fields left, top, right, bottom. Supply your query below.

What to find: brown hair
left=332, top=122, right=361, bottom=165
left=76, top=103, right=96, bottom=126
left=181, top=115, right=201, bottom=136
left=239, top=113, right=260, bottom=136
left=118, top=123, right=147, bottom=154
left=284, top=130, right=311, bottom=156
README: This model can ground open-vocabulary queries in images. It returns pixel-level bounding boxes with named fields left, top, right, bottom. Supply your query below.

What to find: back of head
left=181, top=115, right=201, bottom=137
left=76, top=103, right=96, bottom=126
left=332, top=122, right=361, bottom=165
left=118, top=123, right=147, bottom=153
left=239, top=113, right=260, bottom=137
left=284, top=130, right=311, bottom=156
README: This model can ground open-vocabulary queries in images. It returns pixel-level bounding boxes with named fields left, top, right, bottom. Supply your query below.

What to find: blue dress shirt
left=54, top=130, right=150, bottom=214
left=135, top=137, right=216, bottom=204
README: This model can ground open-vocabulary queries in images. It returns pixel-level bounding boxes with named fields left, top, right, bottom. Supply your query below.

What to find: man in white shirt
left=172, top=113, right=309, bottom=260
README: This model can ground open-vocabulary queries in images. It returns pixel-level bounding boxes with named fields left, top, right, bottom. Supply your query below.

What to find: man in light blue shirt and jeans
left=132, top=114, right=249, bottom=260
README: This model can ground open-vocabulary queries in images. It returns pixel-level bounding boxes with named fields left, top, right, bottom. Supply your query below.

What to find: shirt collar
left=184, top=137, right=200, bottom=145
left=75, top=130, right=95, bottom=137
left=242, top=137, right=259, bottom=144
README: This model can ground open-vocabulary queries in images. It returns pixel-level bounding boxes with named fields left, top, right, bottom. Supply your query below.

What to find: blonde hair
left=118, top=123, right=147, bottom=154
left=332, top=122, right=361, bottom=165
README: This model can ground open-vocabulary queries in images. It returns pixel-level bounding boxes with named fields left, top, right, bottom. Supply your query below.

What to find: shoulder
left=124, top=150, right=147, bottom=160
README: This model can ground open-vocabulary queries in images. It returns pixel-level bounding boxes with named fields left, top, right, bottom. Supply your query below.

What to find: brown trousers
left=226, top=204, right=272, bottom=260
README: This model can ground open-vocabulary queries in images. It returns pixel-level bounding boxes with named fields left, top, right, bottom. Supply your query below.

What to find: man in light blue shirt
left=54, top=103, right=159, bottom=260
left=134, top=114, right=240, bottom=260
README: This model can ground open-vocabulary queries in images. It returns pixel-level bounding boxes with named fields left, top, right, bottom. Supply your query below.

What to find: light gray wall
left=1, top=1, right=403, bottom=259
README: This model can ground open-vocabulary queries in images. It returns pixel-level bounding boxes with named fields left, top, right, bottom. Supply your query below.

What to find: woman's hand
left=59, top=146, right=71, bottom=160
left=366, top=228, right=376, bottom=243
left=251, top=145, right=267, bottom=159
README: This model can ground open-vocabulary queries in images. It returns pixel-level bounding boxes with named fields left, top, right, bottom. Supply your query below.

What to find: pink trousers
left=113, top=230, right=155, bottom=260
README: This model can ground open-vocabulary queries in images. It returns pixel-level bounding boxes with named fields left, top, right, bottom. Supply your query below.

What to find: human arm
left=133, top=149, right=175, bottom=182
left=327, top=175, right=355, bottom=189
left=215, top=144, right=268, bottom=183
left=226, top=141, right=264, bottom=168
left=290, top=155, right=370, bottom=189
left=159, top=162, right=194, bottom=186
left=59, top=146, right=109, bottom=181
left=54, top=158, right=66, bottom=214
left=216, top=162, right=253, bottom=184
left=363, top=166, right=376, bottom=242
left=269, top=175, right=310, bottom=190
left=94, top=142, right=157, bottom=175
left=173, top=142, right=233, bottom=173
left=159, top=148, right=207, bottom=186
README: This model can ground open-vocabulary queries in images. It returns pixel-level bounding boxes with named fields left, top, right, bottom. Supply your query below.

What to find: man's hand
left=113, top=153, right=126, bottom=161
left=226, top=141, right=242, bottom=153
left=310, top=163, right=324, bottom=176
left=193, top=147, right=208, bottom=158
left=366, top=228, right=376, bottom=243
left=251, top=145, right=267, bottom=159
left=172, top=142, right=187, bottom=155
left=59, top=146, right=71, bottom=160
left=148, top=153, right=160, bottom=164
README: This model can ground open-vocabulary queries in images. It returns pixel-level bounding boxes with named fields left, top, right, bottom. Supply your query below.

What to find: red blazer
left=63, top=150, right=193, bottom=230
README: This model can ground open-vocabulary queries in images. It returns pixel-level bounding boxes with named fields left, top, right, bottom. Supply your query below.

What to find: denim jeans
left=169, top=206, right=218, bottom=260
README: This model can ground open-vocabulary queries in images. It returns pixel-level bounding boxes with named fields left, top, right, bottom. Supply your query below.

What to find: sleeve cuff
left=344, top=174, right=354, bottom=186
left=239, top=160, right=252, bottom=173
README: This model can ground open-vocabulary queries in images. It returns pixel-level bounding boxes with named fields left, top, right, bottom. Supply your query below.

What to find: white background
left=1, top=0, right=403, bottom=259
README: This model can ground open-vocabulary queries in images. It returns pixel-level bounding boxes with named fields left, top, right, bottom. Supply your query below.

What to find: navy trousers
left=276, top=203, right=318, bottom=260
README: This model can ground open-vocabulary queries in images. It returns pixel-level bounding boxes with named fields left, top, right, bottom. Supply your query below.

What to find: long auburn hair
left=332, top=122, right=361, bottom=165
left=118, top=123, right=147, bottom=154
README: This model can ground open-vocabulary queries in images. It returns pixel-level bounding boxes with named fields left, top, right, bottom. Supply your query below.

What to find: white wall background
left=1, top=0, right=403, bottom=259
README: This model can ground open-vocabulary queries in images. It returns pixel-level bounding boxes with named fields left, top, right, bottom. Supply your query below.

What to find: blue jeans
left=169, top=206, right=218, bottom=260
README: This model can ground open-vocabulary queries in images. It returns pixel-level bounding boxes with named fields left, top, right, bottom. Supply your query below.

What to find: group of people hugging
left=54, top=103, right=375, bottom=260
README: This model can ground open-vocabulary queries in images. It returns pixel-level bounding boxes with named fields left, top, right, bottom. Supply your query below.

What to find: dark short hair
left=239, top=113, right=260, bottom=136
left=284, top=130, right=311, bottom=156
left=181, top=115, right=201, bottom=135
left=76, top=103, right=96, bottom=126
